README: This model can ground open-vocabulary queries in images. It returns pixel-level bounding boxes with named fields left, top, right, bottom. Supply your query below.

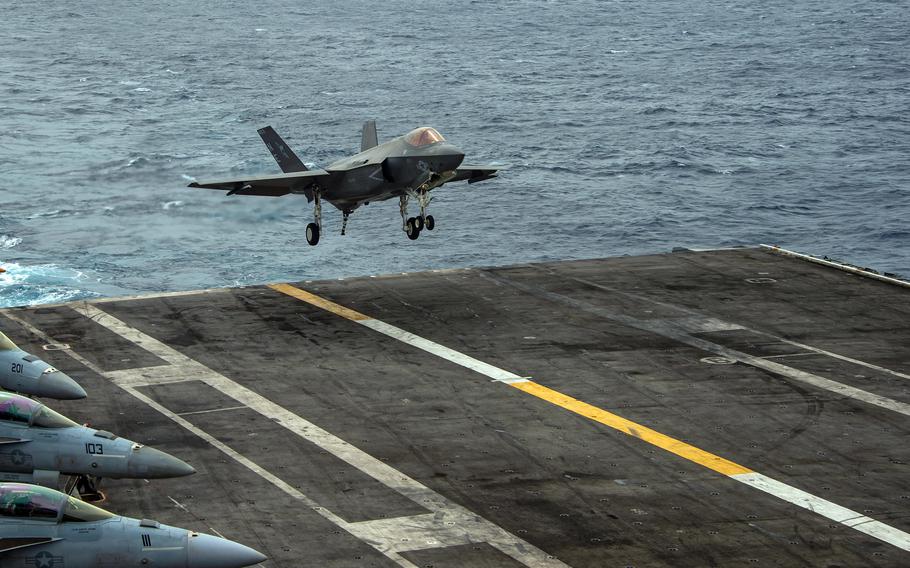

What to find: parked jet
left=0, top=392, right=195, bottom=490
left=0, top=483, right=267, bottom=567
left=188, top=121, right=502, bottom=245
left=0, top=332, right=86, bottom=400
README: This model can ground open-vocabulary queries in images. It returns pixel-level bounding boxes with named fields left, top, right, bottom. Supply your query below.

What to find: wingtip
left=187, top=182, right=200, bottom=188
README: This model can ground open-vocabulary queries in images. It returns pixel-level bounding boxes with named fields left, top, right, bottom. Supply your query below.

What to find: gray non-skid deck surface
left=2, top=248, right=909, bottom=567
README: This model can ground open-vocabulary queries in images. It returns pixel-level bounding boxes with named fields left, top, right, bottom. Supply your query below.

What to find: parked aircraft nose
left=128, top=446, right=196, bottom=479
left=187, top=532, right=267, bottom=568
left=37, top=370, right=87, bottom=400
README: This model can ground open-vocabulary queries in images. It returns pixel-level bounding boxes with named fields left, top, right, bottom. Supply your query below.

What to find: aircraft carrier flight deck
left=2, top=246, right=909, bottom=568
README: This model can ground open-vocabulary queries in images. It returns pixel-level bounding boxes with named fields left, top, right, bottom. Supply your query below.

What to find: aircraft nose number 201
left=10, top=363, right=23, bottom=373
left=85, top=443, right=104, bottom=455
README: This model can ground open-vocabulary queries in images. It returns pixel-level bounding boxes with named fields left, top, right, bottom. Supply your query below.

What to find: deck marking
left=733, top=473, right=910, bottom=548
left=268, top=284, right=528, bottom=384
left=177, top=405, right=248, bottom=416
left=767, top=335, right=910, bottom=381
left=761, top=244, right=910, bottom=290
left=484, top=272, right=910, bottom=418
left=269, top=283, right=371, bottom=321
left=55, top=304, right=566, bottom=568
left=548, top=270, right=910, bottom=383
left=508, top=381, right=750, bottom=476
left=268, top=283, right=910, bottom=554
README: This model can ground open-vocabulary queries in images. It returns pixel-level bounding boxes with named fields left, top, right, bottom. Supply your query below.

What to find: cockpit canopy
left=0, top=393, right=79, bottom=428
left=0, top=483, right=117, bottom=523
left=0, top=332, right=18, bottom=351
left=403, top=127, right=445, bottom=147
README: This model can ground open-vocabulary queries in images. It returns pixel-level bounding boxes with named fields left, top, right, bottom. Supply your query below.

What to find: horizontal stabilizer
left=361, top=120, right=378, bottom=152
left=451, top=164, right=505, bottom=185
left=257, top=126, right=308, bottom=173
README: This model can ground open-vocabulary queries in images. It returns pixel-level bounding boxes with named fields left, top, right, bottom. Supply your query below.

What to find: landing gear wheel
left=405, top=218, right=420, bottom=240
left=414, top=215, right=425, bottom=231
left=424, top=215, right=435, bottom=231
left=306, top=223, right=320, bottom=246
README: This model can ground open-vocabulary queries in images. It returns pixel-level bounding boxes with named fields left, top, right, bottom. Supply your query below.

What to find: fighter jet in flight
left=0, top=332, right=86, bottom=400
left=0, top=392, right=194, bottom=491
left=188, top=121, right=502, bottom=245
left=0, top=483, right=267, bottom=568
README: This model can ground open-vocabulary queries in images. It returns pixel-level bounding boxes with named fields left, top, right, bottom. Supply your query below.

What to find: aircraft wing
left=449, top=164, right=504, bottom=185
left=187, top=169, right=332, bottom=198
left=0, top=437, right=27, bottom=445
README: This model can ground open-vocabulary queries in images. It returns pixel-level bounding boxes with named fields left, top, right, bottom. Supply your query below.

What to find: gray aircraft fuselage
left=0, top=393, right=194, bottom=487
left=0, top=332, right=86, bottom=400
left=189, top=123, right=501, bottom=245
left=309, top=132, right=466, bottom=212
left=0, top=483, right=266, bottom=568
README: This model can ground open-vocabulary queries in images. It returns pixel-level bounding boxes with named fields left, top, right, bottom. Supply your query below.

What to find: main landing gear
left=306, top=190, right=322, bottom=246
left=400, top=190, right=436, bottom=241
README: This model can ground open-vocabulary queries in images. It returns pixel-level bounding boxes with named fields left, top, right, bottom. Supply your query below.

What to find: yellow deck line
left=269, top=282, right=751, bottom=475
left=509, top=381, right=751, bottom=476
left=269, top=283, right=371, bottom=321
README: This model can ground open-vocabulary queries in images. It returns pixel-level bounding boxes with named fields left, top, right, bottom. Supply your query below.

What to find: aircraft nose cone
left=427, top=143, right=464, bottom=173
left=38, top=371, right=87, bottom=400
left=130, top=446, right=196, bottom=479
left=187, top=533, right=267, bottom=568
left=441, top=144, right=465, bottom=171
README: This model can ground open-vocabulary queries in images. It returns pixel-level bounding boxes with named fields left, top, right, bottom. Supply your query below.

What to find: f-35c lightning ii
left=188, top=121, right=502, bottom=245
left=0, top=483, right=267, bottom=568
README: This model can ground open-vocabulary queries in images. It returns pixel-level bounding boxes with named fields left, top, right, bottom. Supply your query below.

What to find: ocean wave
left=26, top=209, right=79, bottom=220
left=0, top=235, right=22, bottom=249
left=0, top=263, right=101, bottom=308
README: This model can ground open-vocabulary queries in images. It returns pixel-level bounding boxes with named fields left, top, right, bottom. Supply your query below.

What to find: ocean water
left=1, top=0, right=908, bottom=307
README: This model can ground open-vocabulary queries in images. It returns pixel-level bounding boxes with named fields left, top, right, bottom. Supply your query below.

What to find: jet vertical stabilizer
left=257, top=126, right=308, bottom=172
left=361, top=120, right=378, bottom=152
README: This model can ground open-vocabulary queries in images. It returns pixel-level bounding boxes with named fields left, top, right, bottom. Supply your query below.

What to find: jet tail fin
left=361, top=120, right=378, bottom=152
left=257, top=126, right=308, bottom=172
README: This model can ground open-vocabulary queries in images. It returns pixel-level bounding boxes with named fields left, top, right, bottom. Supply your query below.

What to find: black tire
left=425, top=215, right=435, bottom=231
left=406, top=218, right=420, bottom=240
left=306, top=223, right=320, bottom=246
left=414, top=215, right=424, bottom=231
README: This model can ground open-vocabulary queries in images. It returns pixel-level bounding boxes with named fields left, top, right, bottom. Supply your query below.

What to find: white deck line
left=733, top=473, right=910, bottom=552
left=359, top=319, right=529, bottom=384
left=493, top=273, right=910, bottom=419
left=761, top=244, right=910, bottom=289
left=177, top=405, right=248, bottom=416
left=555, top=273, right=910, bottom=385
left=764, top=335, right=910, bottom=382
left=64, top=304, right=569, bottom=568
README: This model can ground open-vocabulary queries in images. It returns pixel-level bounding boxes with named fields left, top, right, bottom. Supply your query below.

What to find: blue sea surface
left=1, top=0, right=908, bottom=307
